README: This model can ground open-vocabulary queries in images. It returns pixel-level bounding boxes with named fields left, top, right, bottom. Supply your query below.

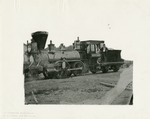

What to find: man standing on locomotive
left=100, top=44, right=108, bottom=62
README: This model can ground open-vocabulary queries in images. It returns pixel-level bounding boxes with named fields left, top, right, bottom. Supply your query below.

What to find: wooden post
left=31, top=91, right=38, bottom=104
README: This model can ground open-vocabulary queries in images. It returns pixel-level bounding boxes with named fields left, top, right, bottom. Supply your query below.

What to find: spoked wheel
left=54, top=61, right=70, bottom=79
left=112, top=65, right=119, bottom=72
left=55, top=70, right=63, bottom=79
left=54, top=62, right=62, bottom=79
left=101, top=66, right=108, bottom=73
left=72, top=62, right=84, bottom=76
left=55, top=69, right=68, bottom=79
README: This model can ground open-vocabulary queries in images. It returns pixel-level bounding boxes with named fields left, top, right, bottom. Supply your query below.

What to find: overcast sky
left=1, top=0, right=150, bottom=60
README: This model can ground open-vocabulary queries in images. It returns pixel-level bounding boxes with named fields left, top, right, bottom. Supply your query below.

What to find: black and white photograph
left=22, top=0, right=134, bottom=105
left=24, top=31, right=133, bottom=105
left=1, top=0, right=150, bottom=118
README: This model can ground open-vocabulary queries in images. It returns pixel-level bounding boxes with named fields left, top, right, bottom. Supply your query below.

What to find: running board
left=68, top=67, right=83, bottom=71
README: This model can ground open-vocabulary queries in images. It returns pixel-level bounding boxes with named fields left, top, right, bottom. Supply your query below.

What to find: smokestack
left=31, top=31, right=48, bottom=51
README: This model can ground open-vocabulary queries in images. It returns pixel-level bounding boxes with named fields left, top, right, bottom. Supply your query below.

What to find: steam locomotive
left=24, top=31, right=124, bottom=79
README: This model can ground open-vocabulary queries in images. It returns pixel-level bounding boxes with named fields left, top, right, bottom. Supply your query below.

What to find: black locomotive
left=24, top=31, right=124, bottom=79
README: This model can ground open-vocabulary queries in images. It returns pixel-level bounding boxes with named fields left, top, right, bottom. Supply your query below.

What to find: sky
left=1, top=0, right=150, bottom=60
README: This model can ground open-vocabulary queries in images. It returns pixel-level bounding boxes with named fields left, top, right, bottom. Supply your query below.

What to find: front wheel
left=72, top=62, right=84, bottom=76
left=101, top=66, right=108, bottom=73
left=113, top=65, right=119, bottom=72
left=54, top=61, right=70, bottom=79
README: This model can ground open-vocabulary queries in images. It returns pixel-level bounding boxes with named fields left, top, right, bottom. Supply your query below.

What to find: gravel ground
left=25, top=68, right=133, bottom=105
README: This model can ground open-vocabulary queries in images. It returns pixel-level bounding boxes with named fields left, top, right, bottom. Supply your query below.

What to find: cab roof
left=80, top=40, right=104, bottom=44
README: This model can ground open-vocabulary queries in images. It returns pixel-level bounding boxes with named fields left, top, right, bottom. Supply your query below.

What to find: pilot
left=100, top=44, right=108, bottom=62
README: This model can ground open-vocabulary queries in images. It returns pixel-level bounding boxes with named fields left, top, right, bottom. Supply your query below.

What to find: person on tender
left=100, top=44, right=108, bottom=62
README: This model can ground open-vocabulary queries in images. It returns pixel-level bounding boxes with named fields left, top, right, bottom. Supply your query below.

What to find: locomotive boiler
left=24, top=31, right=124, bottom=79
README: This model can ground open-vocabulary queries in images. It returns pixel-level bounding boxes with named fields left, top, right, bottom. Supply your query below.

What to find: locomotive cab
left=80, top=40, right=104, bottom=58
left=80, top=40, right=104, bottom=53
left=79, top=40, right=104, bottom=73
left=79, top=40, right=124, bottom=74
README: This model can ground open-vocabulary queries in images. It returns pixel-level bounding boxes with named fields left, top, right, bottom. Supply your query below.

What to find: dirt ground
left=25, top=68, right=133, bottom=105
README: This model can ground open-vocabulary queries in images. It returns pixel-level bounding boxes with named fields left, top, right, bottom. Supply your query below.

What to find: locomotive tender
left=24, top=31, right=124, bottom=79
